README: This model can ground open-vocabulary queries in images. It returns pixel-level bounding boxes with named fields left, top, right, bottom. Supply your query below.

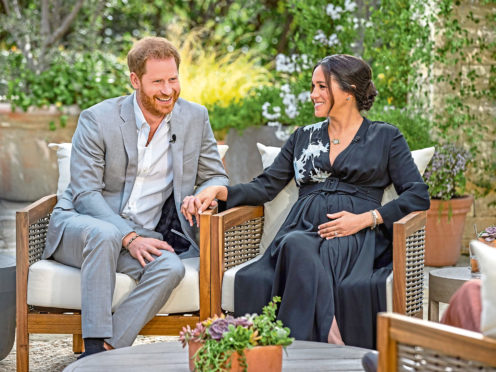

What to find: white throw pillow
left=49, top=142, right=229, bottom=199
left=48, top=143, right=72, bottom=200
left=257, top=143, right=298, bottom=253
left=471, top=240, right=496, bottom=338
left=256, top=143, right=435, bottom=253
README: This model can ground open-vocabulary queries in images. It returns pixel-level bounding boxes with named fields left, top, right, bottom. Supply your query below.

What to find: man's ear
left=130, top=72, right=140, bottom=90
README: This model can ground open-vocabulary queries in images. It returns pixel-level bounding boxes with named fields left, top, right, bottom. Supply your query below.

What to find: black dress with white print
left=223, top=117, right=429, bottom=348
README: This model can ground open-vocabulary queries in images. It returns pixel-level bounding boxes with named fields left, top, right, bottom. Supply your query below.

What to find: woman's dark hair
left=313, top=54, right=377, bottom=111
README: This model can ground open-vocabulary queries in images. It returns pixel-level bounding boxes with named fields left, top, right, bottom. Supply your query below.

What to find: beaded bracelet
left=125, top=233, right=140, bottom=250
left=370, top=210, right=378, bottom=230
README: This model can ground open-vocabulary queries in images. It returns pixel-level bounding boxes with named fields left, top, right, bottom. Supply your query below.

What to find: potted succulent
left=179, top=297, right=293, bottom=372
left=423, top=143, right=473, bottom=266
left=478, top=225, right=496, bottom=248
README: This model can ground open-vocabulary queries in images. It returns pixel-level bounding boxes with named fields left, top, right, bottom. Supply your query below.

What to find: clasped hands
left=181, top=185, right=228, bottom=227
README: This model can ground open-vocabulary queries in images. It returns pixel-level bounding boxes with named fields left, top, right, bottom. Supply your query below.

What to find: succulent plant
left=479, top=225, right=496, bottom=242
left=179, top=297, right=293, bottom=371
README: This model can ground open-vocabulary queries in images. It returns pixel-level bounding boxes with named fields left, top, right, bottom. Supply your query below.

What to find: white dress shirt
left=121, top=94, right=174, bottom=229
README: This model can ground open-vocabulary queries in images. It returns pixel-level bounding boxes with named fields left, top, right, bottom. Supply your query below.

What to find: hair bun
left=359, top=81, right=377, bottom=111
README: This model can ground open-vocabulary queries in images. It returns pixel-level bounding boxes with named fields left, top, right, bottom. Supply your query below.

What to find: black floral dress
left=223, top=118, right=430, bottom=348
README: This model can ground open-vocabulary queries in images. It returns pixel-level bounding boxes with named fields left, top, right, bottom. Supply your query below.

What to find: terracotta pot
left=188, top=341, right=282, bottom=372
left=188, top=341, right=203, bottom=372
left=425, top=195, right=473, bottom=266
left=478, top=237, right=496, bottom=248
left=0, top=104, right=79, bottom=201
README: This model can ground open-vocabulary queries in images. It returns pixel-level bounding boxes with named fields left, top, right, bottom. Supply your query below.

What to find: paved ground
left=0, top=199, right=472, bottom=371
left=0, top=335, right=178, bottom=372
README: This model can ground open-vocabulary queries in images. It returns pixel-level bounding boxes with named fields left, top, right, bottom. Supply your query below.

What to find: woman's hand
left=318, top=210, right=374, bottom=239
left=181, top=185, right=228, bottom=227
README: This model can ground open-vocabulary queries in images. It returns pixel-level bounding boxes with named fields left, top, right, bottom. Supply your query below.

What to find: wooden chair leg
left=72, top=334, right=84, bottom=353
left=16, top=324, right=29, bottom=372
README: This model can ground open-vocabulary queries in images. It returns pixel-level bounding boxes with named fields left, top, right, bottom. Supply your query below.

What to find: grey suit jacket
left=43, top=94, right=228, bottom=259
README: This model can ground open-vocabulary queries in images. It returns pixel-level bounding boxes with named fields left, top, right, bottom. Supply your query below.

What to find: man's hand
left=181, top=186, right=228, bottom=227
left=123, top=234, right=174, bottom=267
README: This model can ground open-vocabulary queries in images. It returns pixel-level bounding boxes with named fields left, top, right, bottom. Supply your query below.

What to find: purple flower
left=424, top=143, right=471, bottom=200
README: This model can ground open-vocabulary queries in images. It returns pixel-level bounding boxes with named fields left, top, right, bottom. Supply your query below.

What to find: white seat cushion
left=221, top=255, right=262, bottom=312
left=28, top=258, right=200, bottom=314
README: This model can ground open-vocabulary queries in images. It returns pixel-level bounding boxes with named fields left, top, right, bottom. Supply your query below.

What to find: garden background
left=0, top=0, right=494, bottom=253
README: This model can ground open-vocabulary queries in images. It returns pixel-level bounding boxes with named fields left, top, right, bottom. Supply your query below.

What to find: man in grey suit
left=43, top=37, right=228, bottom=357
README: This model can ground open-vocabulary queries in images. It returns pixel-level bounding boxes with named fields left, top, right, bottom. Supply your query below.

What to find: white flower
left=344, top=0, right=357, bottom=12
left=262, top=102, right=282, bottom=120
left=314, top=30, right=327, bottom=44
left=326, top=4, right=343, bottom=20
left=298, top=91, right=310, bottom=103
left=328, top=34, right=339, bottom=47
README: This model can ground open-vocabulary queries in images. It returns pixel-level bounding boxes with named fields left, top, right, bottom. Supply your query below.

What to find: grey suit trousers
left=51, top=209, right=185, bottom=348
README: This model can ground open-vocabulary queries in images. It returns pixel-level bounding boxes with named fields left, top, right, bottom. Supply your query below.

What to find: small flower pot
left=188, top=341, right=283, bottom=372
left=478, top=237, right=496, bottom=248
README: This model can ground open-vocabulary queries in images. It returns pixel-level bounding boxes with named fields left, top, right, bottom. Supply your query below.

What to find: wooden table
left=428, top=266, right=472, bottom=321
left=63, top=340, right=370, bottom=371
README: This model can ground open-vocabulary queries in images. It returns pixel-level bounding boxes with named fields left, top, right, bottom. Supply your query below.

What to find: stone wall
left=431, top=1, right=496, bottom=253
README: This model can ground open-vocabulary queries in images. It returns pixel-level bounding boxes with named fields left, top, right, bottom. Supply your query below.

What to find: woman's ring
left=334, top=231, right=338, bottom=236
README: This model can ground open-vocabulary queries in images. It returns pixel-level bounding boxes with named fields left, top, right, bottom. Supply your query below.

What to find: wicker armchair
left=16, top=194, right=214, bottom=372
left=210, top=206, right=426, bottom=317
left=377, top=312, right=496, bottom=371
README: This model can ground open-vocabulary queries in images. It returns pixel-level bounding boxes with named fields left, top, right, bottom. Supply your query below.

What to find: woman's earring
left=346, top=97, right=351, bottom=101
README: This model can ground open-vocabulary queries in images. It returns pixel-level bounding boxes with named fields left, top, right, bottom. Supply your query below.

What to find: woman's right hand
left=181, top=185, right=228, bottom=227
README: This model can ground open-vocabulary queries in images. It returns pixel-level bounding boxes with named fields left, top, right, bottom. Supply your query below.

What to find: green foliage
left=1, top=0, right=494, bottom=195
left=367, top=107, right=435, bottom=151
left=4, top=50, right=130, bottom=111
left=431, top=0, right=496, bottom=196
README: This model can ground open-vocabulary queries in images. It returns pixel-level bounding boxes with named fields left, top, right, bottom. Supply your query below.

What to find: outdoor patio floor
left=0, top=255, right=471, bottom=372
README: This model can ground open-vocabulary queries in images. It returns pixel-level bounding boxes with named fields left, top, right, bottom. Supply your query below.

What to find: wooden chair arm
left=16, top=194, right=58, bottom=334
left=392, top=211, right=426, bottom=316
left=198, top=207, right=216, bottom=320
left=16, top=194, right=58, bottom=267
left=377, top=312, right=496, bottom=371
left=211, top=205, right=264, bottom=315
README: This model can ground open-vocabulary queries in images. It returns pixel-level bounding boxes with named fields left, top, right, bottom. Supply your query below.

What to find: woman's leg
left=328, top=317, right=344, bottom=344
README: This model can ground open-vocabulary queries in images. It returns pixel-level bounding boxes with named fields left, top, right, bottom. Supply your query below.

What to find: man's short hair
left=127, top=37, right=181, bottom=78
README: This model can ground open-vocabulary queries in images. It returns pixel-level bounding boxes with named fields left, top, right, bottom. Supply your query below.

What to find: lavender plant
left=179, top=297, right=293, bottom=372
left=423, top=144, right=471, bottom=200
